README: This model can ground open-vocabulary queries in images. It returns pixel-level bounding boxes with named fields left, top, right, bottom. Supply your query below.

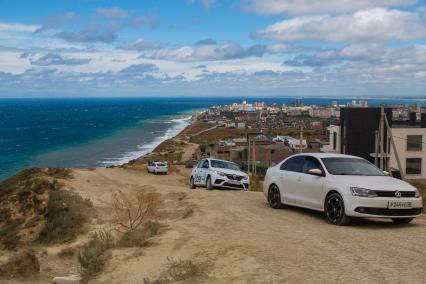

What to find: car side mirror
left=382, top=170, right=390, bottom=176
left=308, top=168, right=323, bottom=176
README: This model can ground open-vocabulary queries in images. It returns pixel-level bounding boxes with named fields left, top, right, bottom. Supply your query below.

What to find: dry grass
left=118, top=220, right=164, bottom=247
left=0, top=250, right=40, bottom=280
left=111, top=189, right=161, bottom=233
left=181, top=208, right=194, bottom=219
left=58, top=246, right=77, bottom=258
left=249, top=175, right=264, bottom=192
left=0, top=168, right=84, bottom=249
left=78, top=230, right=115, bottom=283
left=39, top=189, right=93, bottom=244
left=112, top=189, right=163, bottom=247
left=143, top=257, right=206, bottom=284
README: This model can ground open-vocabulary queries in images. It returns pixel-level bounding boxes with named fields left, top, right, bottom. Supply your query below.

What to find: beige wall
left=389, top=128, right=426, bottom=179
left=328, top=125, right=341, bottom=153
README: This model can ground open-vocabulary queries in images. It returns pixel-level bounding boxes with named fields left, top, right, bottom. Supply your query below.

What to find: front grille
left=375, top=191, right=416, bottom=198
left=355, top=207, right=422, bottom=216
left=226, top=174, right=243, bottom=181
left=223, top=182, right=249, bottom=189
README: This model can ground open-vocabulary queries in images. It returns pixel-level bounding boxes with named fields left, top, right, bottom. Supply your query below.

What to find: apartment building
left=324, top=107, right=426, bottom=179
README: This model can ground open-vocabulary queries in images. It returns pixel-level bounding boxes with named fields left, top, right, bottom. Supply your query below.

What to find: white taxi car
left=264, top=153, right=423, bottom=225
left=189, top=159, right=249, bottom=190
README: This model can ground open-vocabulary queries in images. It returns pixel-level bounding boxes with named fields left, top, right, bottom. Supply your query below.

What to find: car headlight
left=242, top=175, right=249, bottom=180
left=214, top=170, right=226, bottom=177
left=414, top=189, right=421, bottom=198
left=350, top=187, right=378, bottom=198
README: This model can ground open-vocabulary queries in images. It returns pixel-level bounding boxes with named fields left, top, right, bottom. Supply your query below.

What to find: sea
left=1, top=97, right=425, bottom=180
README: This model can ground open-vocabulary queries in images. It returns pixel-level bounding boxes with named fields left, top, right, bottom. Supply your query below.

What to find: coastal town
left=177, top=99, right=425, bottom=180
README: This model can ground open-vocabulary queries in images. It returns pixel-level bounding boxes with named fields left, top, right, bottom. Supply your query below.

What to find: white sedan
left=147, top=161, right=168, bottom=175
left=189, top=159, right=249, bottom=190
left=263, top=153, right=423, bottom=225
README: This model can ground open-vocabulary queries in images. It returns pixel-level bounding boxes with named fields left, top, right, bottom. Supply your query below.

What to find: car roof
left=207, top=158, right=236, bottom=163
left=288, top=153, right=363, bottom=159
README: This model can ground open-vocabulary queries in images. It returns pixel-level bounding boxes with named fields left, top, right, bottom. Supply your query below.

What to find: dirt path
left=62, top=166, right=426, bottom=284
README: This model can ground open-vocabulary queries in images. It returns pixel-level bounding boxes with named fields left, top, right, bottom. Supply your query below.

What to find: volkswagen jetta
left=263, top=153, right=423, bottom=225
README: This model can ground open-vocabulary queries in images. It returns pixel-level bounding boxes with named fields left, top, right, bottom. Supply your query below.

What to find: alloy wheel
left=268, top=185, right=282, bottom=209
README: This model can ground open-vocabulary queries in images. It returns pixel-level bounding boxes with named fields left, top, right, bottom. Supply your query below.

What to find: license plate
left=388, top=201, right=412, bottom=209
left=227, top=179, right=240, bottom=185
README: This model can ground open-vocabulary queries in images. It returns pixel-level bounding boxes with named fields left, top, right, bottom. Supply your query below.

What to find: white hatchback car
left=264, top=153, right=423, bottom=225
left=147, top=161, right=168, bottom=175
left=190, top=159, right=250, bottom=190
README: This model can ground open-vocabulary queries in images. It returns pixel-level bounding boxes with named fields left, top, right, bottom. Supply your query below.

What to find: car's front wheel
left=325, top=193, right=351, bottom=225
left=392, top=218, right=414, bottom=224
left=189, top=176, right=196, bottom=189
left=206, top=176, right=213, bottom=190
left=268, top=184, right=283, bottom=209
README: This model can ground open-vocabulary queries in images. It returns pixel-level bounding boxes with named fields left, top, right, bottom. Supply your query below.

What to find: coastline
left=106, top=115, right=194, bottom=166
left=124, top=110, right=204, bottom=167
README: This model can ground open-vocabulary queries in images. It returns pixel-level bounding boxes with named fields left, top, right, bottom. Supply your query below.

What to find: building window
left=333, top=132, right=337, bottom=150
left=406, top=158, right=422, bottom=175
left=407, top=135, right=422, bottom=151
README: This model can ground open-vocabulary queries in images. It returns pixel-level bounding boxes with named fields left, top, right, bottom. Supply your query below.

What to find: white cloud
left=147, top=42, right=266, bottom=62
left=0, top=22, right=39, bottom=33
left=253, top=8, right=426, bottom=42
left=95, top=7, right=129, bottom=18
left=118, top=38, right=162, bottom=51
left=242, top=0, right=417, bottom=15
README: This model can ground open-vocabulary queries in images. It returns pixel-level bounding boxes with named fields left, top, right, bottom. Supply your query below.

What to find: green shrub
left=39, top=190, right=93, bottom=244
left=78, top=230, right=115, bottom=283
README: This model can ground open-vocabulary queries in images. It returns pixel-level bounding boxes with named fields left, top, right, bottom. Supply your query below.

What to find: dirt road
left=59, top=166, right=425, bottom=284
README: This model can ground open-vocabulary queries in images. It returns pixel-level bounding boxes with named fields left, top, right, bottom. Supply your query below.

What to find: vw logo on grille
left=395, top=191, right=402, bottom=198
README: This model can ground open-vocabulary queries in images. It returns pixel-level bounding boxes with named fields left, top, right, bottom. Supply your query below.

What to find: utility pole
left=383, top=113, right=404, bottom=179
left=374, top=130, right=379, bottom=167
left=386, top=130, right=390, bottom=172
left=253, top=139, right=256, bottom=175
left=247, top=136, right=250, bottom=174
left=299, top=122, right=304, bottom=153
left=379, top=107, right=385, bottom=170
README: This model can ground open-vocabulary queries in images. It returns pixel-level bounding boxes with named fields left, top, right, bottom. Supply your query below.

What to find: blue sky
left=0, top=0, right=426, bottom=97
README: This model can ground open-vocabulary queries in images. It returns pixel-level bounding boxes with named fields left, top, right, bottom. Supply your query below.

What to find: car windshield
left=321, top=157, right=384, bottom=176
left=210, top=160, right=241, bottom=171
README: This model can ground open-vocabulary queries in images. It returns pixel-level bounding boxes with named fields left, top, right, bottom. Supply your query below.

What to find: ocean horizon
left=1, top=96, right=425, bottom=180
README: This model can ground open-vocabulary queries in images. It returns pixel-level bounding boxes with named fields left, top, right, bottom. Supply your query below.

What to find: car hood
left=330, top=175, right=416, bottom=191
left=211, top=167, right=248, bottom=177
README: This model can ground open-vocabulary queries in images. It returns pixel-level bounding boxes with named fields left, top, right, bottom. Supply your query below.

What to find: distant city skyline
left=0, top=0, right=426, bottom=97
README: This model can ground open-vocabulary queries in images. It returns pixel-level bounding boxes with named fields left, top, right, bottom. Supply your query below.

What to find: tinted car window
left=321, top=157, right=384, bottom=176
left=210, top=160, right=241, bottom=171
left=197, top=160, right=204, bottom=168
left=280, top=156, right=305, bottom=172
left=202, top=160, right=210, bottom=168
left=302, top=157, right=323, bottom=174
